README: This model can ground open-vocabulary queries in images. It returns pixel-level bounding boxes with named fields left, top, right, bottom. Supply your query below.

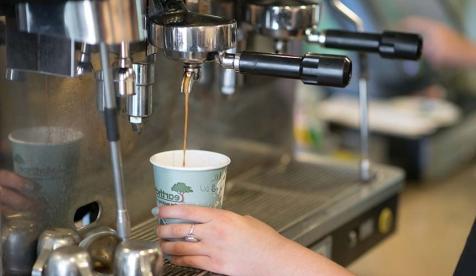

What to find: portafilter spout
left=181, top=64, right=200, bottom=94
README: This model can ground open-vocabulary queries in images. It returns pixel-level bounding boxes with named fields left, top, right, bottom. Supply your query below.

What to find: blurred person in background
left=403, top=15, right=476, bottom=276
left=401, top=16, right=476, bottom=69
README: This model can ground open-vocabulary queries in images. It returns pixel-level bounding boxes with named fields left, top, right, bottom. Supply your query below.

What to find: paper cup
left=8, top=127, right=83, bottom=226
left=150, top=150, right=231, bottom=224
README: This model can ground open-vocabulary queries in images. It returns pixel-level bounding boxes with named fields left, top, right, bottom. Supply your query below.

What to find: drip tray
left=131, top=156, right=404, bottom=275
left=223, top=158, right=361, bottom=232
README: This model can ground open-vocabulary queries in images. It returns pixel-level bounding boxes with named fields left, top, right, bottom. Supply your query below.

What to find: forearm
left=286, top=241, right=354, bottom=276
left=260, top=238, right=354, bottom=276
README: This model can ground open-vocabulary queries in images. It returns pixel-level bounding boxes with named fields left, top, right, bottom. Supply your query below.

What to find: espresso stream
left=182, top=91, right=190, bottom=167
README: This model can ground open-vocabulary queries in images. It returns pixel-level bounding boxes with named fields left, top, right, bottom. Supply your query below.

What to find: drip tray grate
left=162, top=262, right=217, bottom=276
left=223, top=160, right=360, bottom=231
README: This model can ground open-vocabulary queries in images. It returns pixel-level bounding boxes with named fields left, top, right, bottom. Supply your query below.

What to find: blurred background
left=294, top=0, right=476, bottom=275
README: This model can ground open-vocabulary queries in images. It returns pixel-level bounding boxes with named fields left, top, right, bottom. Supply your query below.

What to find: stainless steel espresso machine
left=0, top=0, right=421, bottom=275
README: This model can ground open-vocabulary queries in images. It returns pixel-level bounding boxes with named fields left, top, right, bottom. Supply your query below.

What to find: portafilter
left=148, top=8, right=352, bottom=94
left=148, top=10, right=236, bottom=94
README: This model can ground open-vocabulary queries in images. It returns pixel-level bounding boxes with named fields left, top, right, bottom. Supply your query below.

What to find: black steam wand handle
left=233, top=52, right=352, bottom=88
left=322, top=30, right=423, bottom=60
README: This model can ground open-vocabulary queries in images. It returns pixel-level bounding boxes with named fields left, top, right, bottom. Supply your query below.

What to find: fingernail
left=151, top=207, right=159, bottom=217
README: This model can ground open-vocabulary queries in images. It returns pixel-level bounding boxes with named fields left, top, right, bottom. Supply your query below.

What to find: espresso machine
left=0, top=0, right=421, bottom=275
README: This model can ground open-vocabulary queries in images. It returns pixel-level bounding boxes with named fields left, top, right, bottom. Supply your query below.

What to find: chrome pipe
left=99, top=43, right=131, bottom=240
left=330, top=0, right=372, bottom=182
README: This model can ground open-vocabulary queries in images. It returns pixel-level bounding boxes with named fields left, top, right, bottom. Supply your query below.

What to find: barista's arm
left=400, top=17, right=476, bottom=69
left=157, top=205, right=354, bottom=276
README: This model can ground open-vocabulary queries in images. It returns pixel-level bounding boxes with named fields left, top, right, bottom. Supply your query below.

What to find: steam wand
left=330, top=0, right=372, bottom=182
left=99, top=43, right=131, bottom=240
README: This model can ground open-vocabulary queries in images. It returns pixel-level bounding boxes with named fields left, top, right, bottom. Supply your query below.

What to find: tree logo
left=171, top=182, right=194, bottom=203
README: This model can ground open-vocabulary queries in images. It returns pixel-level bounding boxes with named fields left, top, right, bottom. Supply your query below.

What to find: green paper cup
left=150, top=150, right=231, bottom=224
left=8, top=127, right=83, bottom=226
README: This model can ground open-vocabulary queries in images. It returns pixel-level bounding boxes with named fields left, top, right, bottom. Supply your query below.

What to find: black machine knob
left=237, top=52, right=352, bottom=88
left=323, top=30, right=423, bottom=60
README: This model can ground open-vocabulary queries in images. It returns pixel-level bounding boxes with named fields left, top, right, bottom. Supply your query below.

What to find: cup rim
left=8, top=126, right=83, bottom=146
left=150, top=150, right=231, bottom=171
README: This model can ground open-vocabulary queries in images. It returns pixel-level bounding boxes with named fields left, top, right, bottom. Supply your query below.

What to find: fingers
left=158, top=205, right=219, bottom=224
left=0, top=186, right=34, bottom=211
left=170, top=256, right=217, bottom=272
left=157, top=223, right=205, bottom=241
left=0, top=170, right=34, bottom=194
left=160, top=241, right=208, bottom=256
left=0, top=204, right=17, bottom=215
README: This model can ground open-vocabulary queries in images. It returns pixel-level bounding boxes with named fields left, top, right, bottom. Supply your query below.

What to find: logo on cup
left=200, top=183, right=218, bottom=193
left=156, top=182, right=194, bottom=203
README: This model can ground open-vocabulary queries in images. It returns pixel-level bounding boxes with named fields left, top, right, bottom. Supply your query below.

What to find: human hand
left=157, top=205, right=288, bottom=275
left=157, top=205, right=353, bottom=276
left=0, top=170, right=41, bottom=215
left=400, top=17, right=476, bottom=69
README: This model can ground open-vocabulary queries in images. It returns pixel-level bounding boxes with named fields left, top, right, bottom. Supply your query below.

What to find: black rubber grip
left=104, top=108, right=120, bottom=142
left=238, top=52, right=352, bottom=87
left=324, top=30, right=423, bottom=60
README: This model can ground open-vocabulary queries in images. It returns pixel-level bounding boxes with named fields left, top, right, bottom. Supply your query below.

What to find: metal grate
left=162, top=262, right=216, bottom=276
left=130, top=219, right=158, bottom=241
left=223, top=161, right=360, bottom=231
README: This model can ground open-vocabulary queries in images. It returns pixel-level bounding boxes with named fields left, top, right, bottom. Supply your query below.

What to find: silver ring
left=184, top=224, right=200, bottom=242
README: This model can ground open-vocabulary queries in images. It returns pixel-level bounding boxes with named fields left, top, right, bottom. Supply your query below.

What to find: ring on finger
left=184, top=224, right=200, bottom=242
